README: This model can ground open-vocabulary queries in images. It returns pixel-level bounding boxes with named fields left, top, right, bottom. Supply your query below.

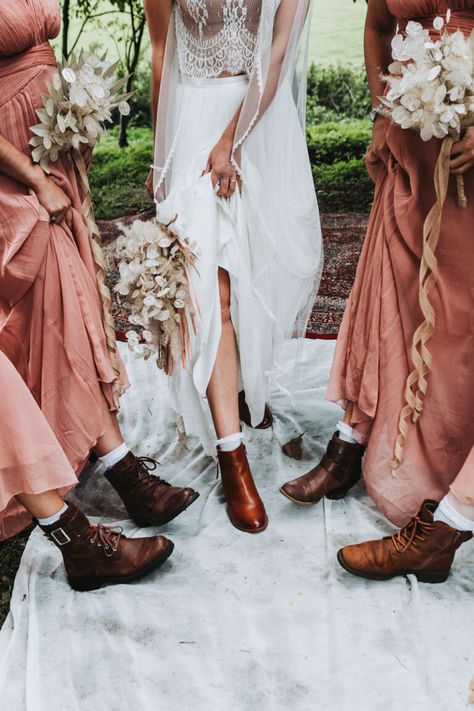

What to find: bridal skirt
left=156, top=75, right=322, bottom=453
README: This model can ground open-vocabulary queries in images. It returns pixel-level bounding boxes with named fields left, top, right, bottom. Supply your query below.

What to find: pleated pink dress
left=0, top=0, right=128, bottom=538
left=327, top=0, right=474, bottom=525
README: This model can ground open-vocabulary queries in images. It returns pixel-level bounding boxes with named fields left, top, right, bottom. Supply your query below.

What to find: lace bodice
left=175, top=0, right=262, bottom=78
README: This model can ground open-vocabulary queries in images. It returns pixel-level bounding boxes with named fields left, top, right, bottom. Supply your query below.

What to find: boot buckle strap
left=50, top=527, right=71, bottom=546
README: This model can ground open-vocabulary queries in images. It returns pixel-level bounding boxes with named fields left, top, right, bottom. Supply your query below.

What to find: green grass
left=0, top=530, right=30, bottom=627
left=90, top=127, right=154, bottom=219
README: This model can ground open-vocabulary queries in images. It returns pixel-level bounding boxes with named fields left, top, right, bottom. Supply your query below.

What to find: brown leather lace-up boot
left=280, top=431, right=365, bottom=505
left=218, top=443, right=268, bottom=533
left=105, top=452, right=199, bottom=528
left=238, top=391, right=273, bottom=430
left=38, top=502, right=174, bottom=591
left=337, top=500, right=473, bottom=583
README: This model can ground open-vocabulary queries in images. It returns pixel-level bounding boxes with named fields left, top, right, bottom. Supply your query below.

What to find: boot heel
left=415, top=570, right=450, bottom=584
left=326, top=461, right=362, bottom=501
left=68, top=577, right=101, bottom=592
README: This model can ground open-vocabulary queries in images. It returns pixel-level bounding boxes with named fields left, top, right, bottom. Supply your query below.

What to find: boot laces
left=134, top=456, right=170, bottom=488
left=89, top=524, right=123, bottom=557
left=391, top=515, right=436, bottom=554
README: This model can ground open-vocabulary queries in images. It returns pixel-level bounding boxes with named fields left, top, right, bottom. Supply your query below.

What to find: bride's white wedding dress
left=153, top=0, right=323, bottom=453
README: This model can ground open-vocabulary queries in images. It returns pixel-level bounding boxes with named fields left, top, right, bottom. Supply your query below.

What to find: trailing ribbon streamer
left=72, top=148, right=124, bottom=407
left=391, top=135, right=454, bottom=470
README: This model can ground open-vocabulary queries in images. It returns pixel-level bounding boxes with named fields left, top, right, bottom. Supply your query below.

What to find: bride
left=143, top=0, right=322, bottom=533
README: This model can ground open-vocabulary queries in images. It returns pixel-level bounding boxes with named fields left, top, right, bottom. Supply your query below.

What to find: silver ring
left=51, top=216, right=56, bottom=223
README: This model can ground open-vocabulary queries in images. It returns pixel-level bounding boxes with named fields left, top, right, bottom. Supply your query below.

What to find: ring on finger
left=51, top=216, right=56, bottom=223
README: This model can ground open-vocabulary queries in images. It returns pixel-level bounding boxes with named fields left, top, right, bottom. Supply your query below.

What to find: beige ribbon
left=72, top=149, right=124, bottom=407
left=391, top=135, right=455, bottom=469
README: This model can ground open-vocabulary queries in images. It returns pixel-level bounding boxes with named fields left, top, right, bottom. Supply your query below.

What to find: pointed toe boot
left=218, top=443, right=268, bottom=533
left=280, top=431, right=365, bottom=505
left=337, top=500, right=473, bottom=584
left=38, top=502, right=174, bottom=591
left=105, top=452, right=199, bottom=528
left=238, top=391, right=273, bottom=430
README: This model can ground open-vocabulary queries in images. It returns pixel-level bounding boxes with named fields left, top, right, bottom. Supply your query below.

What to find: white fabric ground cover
left=0, top=340, right=472, bottom=711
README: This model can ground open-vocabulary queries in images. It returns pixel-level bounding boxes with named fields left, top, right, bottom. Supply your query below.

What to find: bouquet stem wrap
left=73, top=148, right=123, bottom=406
left=391, top=135, right=454, bottom=469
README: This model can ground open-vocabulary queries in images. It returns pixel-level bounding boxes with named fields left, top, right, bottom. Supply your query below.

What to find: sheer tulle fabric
left=152, top=0, right=322, bottom=452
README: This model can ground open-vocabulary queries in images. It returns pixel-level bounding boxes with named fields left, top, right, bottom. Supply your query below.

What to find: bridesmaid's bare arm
left=365, top=0, right=397, bottom=106
left=144, top=0, right=173, bottom=196
left=365, top=0, right=397, bottom=159
left=0, top=135, right=72, bottom=226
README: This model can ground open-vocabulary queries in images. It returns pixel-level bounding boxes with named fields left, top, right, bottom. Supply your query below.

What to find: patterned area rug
left=99, top=211, right=369, bottom=341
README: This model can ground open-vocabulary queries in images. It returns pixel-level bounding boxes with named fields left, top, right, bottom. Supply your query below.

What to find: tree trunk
left=62, top=0, right=71, bottom=59
left=118, top=74, right=134, bottom=148
left=118, top=17, right=146, bottom=149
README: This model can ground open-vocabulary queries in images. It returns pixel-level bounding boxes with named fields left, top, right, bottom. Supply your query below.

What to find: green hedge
left=90, top=121, right=374, bottom=219
left=313, top=159, right=373, bottom=212
left=307, top=120, right=371, bottom=165
left=306, top=64, right=371, bottom=124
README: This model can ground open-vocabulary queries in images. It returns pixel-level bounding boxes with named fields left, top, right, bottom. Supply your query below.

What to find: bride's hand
left=146, top=168, right=154, bottom=198
left=450, top=128, right=474, bottom=175
left=204, top=137, right=239, bottom=198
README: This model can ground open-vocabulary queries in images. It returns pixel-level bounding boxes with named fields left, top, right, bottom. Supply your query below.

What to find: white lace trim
left=175, top=0, right=258, bottom=78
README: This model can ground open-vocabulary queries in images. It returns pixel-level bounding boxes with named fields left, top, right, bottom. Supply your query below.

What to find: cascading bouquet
left=379, top=12, right=474, bottom=468
left=28, top=50, right=133, bottom=405
left=115, top=217, right=200, bottom=374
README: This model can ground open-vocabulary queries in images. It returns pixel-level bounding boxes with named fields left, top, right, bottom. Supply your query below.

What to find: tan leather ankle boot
left=38, top=503, right=174, bottom=591
left=218, top=443, right=268, bottom=534
left=337, top=500, right=473, bottom=583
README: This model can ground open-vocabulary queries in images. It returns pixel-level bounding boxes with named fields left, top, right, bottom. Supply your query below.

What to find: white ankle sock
left=38, top=503, right=68, bottom=527
left=216, top=432, right=244, bottom=452
left=434, top=495, right=474, bottom=532
left=99, top=442, right=130, bottom=470
left=337, top=421, right=359, bottom=445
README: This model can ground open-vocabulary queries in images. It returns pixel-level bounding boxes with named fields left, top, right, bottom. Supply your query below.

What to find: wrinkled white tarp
left=0, top=340, right=472, bottom=711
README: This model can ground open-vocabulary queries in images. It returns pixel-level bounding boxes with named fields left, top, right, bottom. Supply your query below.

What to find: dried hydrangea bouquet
left=115, top=217, right=200, bottom=374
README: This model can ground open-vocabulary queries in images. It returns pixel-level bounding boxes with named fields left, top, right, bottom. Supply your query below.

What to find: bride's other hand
left=205, top=137, right=238, bottom=198
left=450, top=128, right=474, bottom=175
left=146, top=168, right=154, bottom=198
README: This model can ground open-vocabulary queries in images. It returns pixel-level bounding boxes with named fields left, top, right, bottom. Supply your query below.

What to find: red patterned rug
left=99, top=211, right=369, bottom=341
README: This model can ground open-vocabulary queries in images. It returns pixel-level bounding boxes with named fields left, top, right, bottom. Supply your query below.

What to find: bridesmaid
left=281, top=0, right=474, bottom=582
left=0, top=0, right=198, bottom=537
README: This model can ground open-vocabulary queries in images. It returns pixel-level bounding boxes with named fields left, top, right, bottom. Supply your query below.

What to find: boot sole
left=132, top=491, right=200, bottom=528
left=279, top=487, right=322, bottom=506
left=336, top=549, right=450, bottom=584
left=68, top=540, right=175, bottom=592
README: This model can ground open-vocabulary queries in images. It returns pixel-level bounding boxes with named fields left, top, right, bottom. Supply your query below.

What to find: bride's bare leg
left=206, top=268, right=240, bottom=439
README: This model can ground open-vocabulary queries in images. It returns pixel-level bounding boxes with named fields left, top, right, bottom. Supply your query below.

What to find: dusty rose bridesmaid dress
left=0, top=352, right=77, bottom=539
left=0, top=0, right=128, bottom=538
left=327, top=0, right=474, bottom=525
